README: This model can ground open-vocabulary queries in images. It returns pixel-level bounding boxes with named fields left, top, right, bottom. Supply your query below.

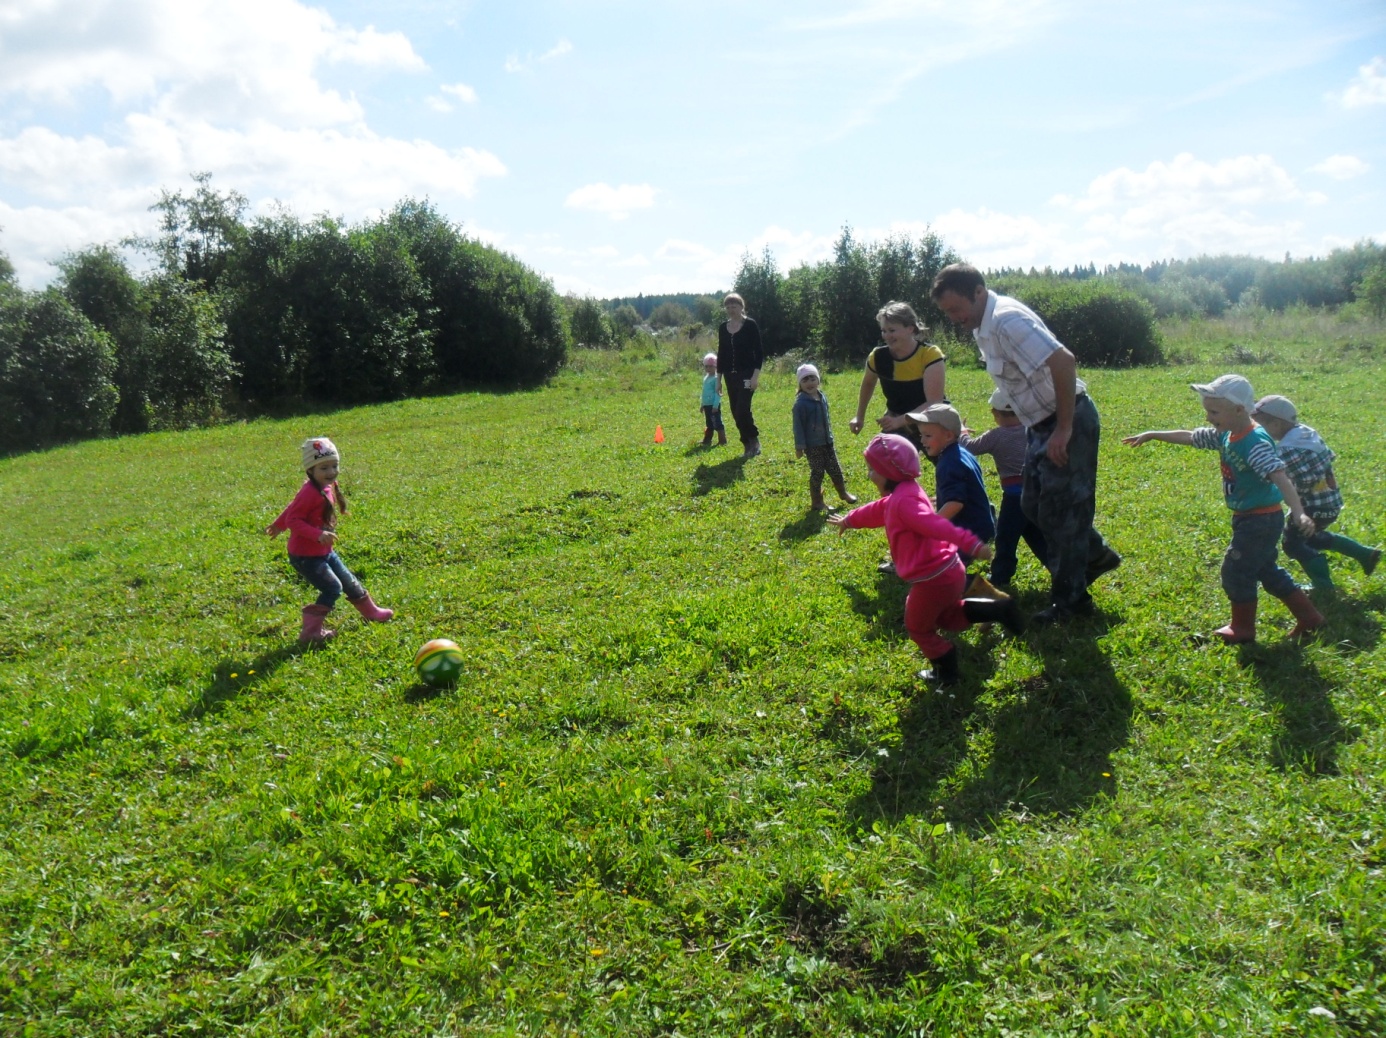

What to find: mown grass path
left=2, top=319, right=1383, bottom=1035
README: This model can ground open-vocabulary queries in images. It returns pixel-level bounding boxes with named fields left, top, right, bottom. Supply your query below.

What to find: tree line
left=0, top=175, right=570, bottom=453
left=4, top=176, right=1384, bottom=455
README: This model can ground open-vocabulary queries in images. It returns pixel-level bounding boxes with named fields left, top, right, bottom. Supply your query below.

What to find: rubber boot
left=1319, top=531, right=1379, bottom=572
left=349, top=592, right=394, bottom=623
left=832, top=478, right=858, bottom=505
left=962, top=597, right=1025, bottom=636
left=1279, top=588, right=1325, bottom=641
left=1214, top=601, right=1257, bottom=644
left=743, top=437, right=761, bottom=459
left=1298, top=553, right=1335, bottom=593
left=717, top=430, right=727, bottom=446
left=917, top=647, right=960, bottom=686
left=701, top=429, right=713, bottom=447
left=809, top=487, right=828, bottom=512
left=299, top=604, right=336, bottom=643
left=965, top=574, right=1009, bottom=600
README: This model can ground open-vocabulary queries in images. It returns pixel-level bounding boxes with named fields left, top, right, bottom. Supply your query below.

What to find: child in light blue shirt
left=701, top=353, right=725, bottom=447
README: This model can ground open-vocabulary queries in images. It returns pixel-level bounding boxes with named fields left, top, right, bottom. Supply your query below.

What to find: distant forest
left=4, top=176, right=1385, bottom=455
left=581, top=230, right=1386, bottom=369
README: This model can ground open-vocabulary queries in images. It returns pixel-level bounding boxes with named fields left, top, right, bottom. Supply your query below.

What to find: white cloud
left=928, top=153, right=1324, bottom=271
left=1310, top=154, right=1369, bottom=180
left=1335, top=56, right=1386, bottom=108
left=0, top=0, right=510, bottom=286
left=564, top=183, right=657, bottom=220
left=426, top=96, right=453, bottom=113
left=0, top=0, right=425, bottom=126
left=505, top=38, right=573, bottom=73
left=440, top=82, right=478, bottom=104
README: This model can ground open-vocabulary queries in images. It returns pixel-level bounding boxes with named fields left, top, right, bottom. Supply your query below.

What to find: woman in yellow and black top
left=848, top=300, right=947, bottom=450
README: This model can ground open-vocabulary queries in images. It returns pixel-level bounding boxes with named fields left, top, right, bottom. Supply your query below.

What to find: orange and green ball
left=414, top=638, right=464, bottom=686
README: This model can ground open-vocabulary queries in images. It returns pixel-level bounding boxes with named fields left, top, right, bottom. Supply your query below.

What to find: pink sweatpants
left=904, top=557, right=969, bottom=660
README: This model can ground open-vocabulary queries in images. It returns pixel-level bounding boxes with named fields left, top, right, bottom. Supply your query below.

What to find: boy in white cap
left=960, top=388, right=1049, bottom=586
left=1251, top=394, right=1381, bottom=590
left=1123, top=374, right=1322, bottom=643
left=905, top=402, right=995, bottom=556
left=792, top=363, right=857, bottom=511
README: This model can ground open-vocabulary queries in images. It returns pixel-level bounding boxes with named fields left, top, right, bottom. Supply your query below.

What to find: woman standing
left=717, top=293, right=764, bottom=458
left=849, top=301, right=947, bottom=450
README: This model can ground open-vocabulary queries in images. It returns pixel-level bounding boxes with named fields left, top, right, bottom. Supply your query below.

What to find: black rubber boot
left=962, top=597, right=1025, bottom=636
left=918, top=647, right=960, bottom=686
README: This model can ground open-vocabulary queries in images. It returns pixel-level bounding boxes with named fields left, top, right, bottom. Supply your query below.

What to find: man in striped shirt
left=931, top=264, right=1120, bottom=624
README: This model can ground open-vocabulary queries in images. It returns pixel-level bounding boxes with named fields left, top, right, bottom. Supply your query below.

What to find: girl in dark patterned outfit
left=792, top=364, right=857, bottom=512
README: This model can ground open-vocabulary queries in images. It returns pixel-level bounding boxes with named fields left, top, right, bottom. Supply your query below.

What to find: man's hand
left=1046, top=426, right=1071, bottom=466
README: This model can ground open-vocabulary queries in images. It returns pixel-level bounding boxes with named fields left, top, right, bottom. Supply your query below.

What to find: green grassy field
left=2, top=311, right=1384, bottom=1036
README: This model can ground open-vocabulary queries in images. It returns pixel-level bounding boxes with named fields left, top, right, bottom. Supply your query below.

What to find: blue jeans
left=991, top=486, right=1048, bottom=585
left=1022, top=394, right=1113, bottom=611
left=289, top=551, right=364, bottom=608
left=702, top=405, right=725, bottom=433
left=1222, top=511, right=1297, bottom=604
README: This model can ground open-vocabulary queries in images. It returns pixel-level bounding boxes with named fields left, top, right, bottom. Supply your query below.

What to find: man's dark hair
left=930, top=263, right=987, bottom=300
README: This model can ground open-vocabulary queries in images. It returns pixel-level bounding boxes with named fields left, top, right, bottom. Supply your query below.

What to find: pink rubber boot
left=299, top=604, right=336, bottom=643
left=349, top=592, right=394, bottom=623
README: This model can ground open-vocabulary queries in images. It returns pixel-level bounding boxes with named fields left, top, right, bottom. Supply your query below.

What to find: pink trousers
left=904, top=557, right=969, bottom=660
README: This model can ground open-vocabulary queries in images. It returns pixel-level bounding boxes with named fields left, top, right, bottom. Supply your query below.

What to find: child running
left=700, top=352, right=726, bottom=448
left=792, top=363, right=857, bottom=512
left=267, top=437, right=394, bottom=643
left=1250, top=394, right=1381, bottom=591
left=828, top=434, right=1023, bottom=686
left=959, top=388, right=1048, bottom=586
left=1122, top=375, right=1322, bottom=643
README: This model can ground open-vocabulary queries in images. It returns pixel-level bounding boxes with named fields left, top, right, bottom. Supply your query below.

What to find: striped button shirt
left=972, top=292, right=1087, bottom=429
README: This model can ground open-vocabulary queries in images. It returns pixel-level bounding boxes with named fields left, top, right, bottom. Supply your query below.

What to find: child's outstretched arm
left=1269, top=469, right=1317, bottom=535
left=1123, top=429, right=1195, bottom=447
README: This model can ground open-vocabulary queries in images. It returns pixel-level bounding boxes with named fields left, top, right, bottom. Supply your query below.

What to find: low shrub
left=1001, top=278, right=1164, bottom=367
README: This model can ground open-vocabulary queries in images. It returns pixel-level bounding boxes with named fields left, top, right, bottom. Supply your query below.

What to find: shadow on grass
left=1314, top=590, right=1384, bottom=655
left=778, top=510, right=828, bottom=543
left=839, top=571, right=909, bottom=644
left=847, top=608, right=1132, bottom=832
left=691, top=455, right=746, bottom=497
left=1242, top=640, right=1357, bottom=775
left=184, top=644, right=305, bottom=720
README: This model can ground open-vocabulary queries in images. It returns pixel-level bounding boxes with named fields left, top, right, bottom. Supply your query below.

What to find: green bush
left=1000, top=278, right=1164, bottom=367
left=567, top=297, right=618, bottom=348
left=0, top=289, right=117, bottom=450
left=61, top=249, right=235, bottom=430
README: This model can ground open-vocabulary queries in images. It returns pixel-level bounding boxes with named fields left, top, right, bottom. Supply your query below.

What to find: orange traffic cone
left=654, top=424, right=665, bottom=444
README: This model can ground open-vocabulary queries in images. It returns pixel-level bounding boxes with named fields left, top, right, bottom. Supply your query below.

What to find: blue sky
left=1, top=0, right=1383, bottom=295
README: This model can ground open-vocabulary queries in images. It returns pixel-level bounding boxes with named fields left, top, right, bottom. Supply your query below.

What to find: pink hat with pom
left=863, top=433, right=920, bottom=482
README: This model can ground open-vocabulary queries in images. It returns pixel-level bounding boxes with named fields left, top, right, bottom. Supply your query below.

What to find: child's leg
left=290, top=553, right=346, bottom=608
left=1313, top=520, right=1380, bottom=568
left=1282, top=520, right=1334, bottom=590
left=904, top=561, right=969, bottom=659
left=325, top=552, right=367, bottom=601
left=991, top=488, right=1024, bottom=584
left=805, top=445, right=828, bottom=505
left=711, top=406, right=725, bottom=433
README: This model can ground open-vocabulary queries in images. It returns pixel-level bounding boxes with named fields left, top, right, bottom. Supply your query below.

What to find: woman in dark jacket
left=716, top=293, right=764, bottom=458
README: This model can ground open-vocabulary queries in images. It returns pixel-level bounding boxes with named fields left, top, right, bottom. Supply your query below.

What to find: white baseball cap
left=1190, top=374, right=1255, bottom=410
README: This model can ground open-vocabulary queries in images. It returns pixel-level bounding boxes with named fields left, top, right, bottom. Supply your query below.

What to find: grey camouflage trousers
left=1021, top=393, right=1114, bottom=613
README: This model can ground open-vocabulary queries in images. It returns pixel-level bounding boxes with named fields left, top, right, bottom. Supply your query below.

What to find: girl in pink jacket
left=829, top=434, right=1024, bottom=685
left=267, top=437, right=394, bottom=643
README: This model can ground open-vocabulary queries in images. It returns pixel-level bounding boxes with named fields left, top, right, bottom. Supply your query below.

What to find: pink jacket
left=269, top=479, right=338, bottom=556
left=843, top=480, right=983, bottom=581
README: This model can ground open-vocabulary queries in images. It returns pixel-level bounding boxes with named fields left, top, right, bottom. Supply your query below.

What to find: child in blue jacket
left=793, top=364, right=857, bottom=512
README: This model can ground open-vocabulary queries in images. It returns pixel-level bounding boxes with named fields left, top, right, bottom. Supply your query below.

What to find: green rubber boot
left=1299, top=553, right=1335, bottom=592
